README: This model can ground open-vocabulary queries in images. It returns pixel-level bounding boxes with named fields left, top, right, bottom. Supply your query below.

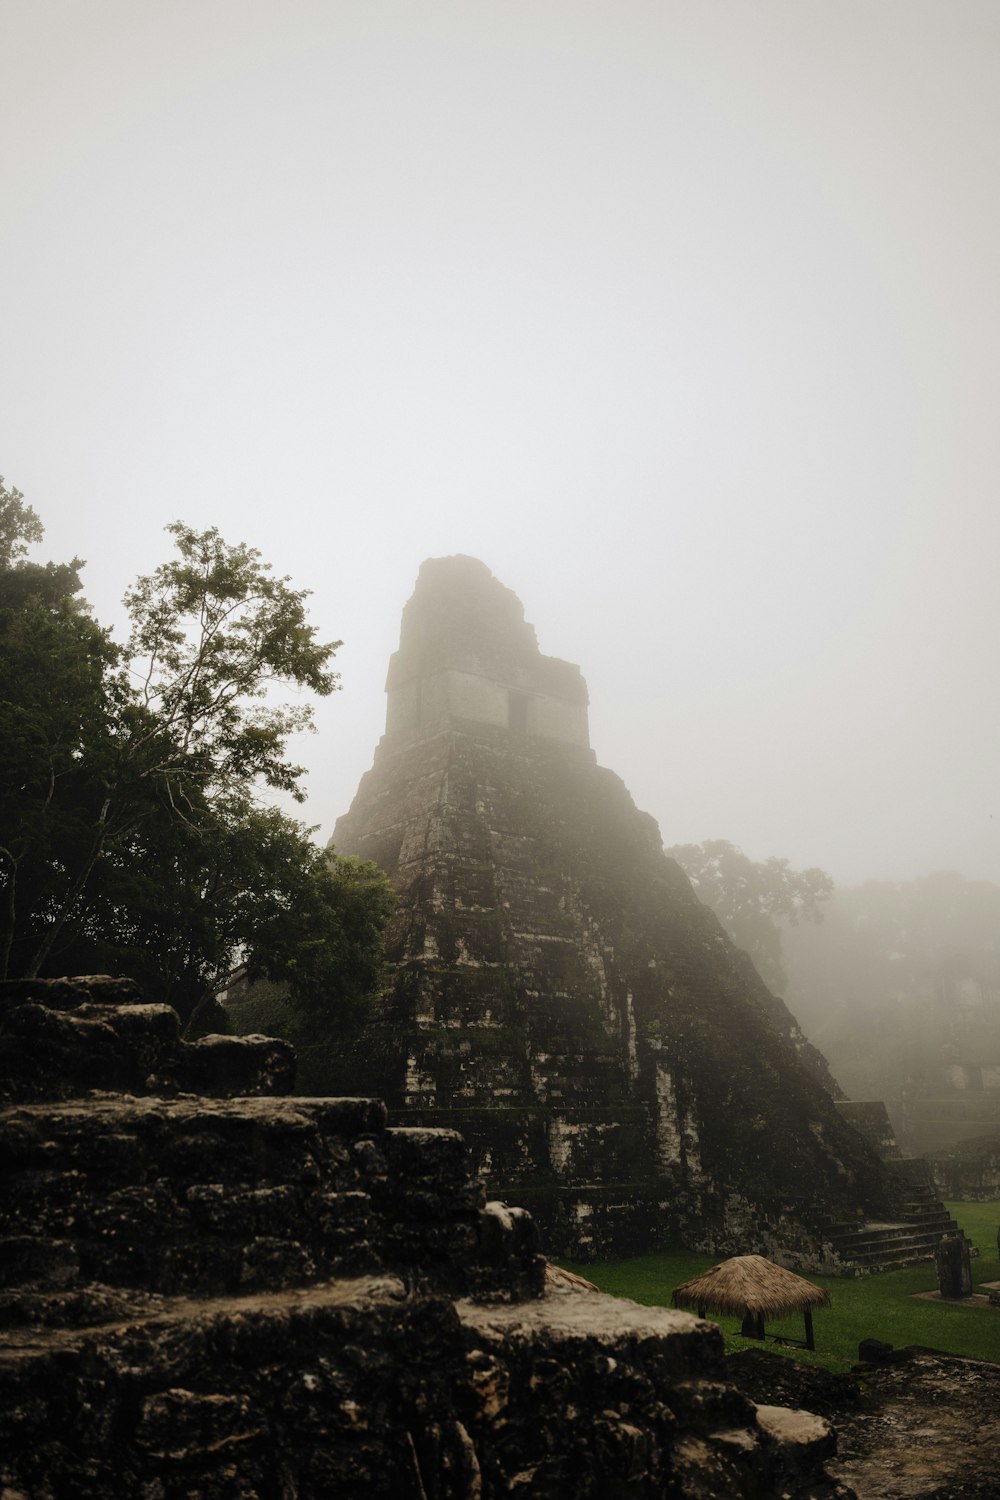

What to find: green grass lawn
left=561, top=1200, right=1000, bottom=1375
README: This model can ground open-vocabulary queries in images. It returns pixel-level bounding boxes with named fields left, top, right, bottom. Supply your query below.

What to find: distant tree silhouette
left=665, top=837, right=833, bottom=993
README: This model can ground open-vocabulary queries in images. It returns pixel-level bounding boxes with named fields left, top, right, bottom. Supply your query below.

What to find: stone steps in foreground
left=0, top=1096, right=542, bottom=1312
left=0, top=1276, right=846, bottom=1500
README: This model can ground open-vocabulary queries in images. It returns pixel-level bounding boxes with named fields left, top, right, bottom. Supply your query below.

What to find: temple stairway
left=820, top=1176, right=973, bottom=1273
left=827, top=1102, right=974, bottom=1272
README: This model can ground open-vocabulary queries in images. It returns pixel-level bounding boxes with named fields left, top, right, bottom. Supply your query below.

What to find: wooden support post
left=740, top=1310, right=765, bottom=1340
left=804, top=1306, right=814, bottom=1351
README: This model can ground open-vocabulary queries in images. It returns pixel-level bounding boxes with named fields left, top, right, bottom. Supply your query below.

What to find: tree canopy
left=665, top=837, right=833, bottom=993
left=0, top=478, right=394, bottom=1031
left=0, top=482, right=44, bottom=567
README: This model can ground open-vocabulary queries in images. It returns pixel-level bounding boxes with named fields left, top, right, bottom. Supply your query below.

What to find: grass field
left=561, top=1200, right=1000, bottom=1374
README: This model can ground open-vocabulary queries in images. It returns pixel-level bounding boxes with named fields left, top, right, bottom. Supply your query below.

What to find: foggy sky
left=3, top=1, right=999, bottom=888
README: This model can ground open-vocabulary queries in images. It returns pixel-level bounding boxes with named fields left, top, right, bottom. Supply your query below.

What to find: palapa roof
left=545, top=1263, right=600, bottom=1295
left=671, top=1255, right=830, bottom=1319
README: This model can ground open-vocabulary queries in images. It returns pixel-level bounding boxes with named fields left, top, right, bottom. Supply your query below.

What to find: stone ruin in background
left=328, top=555, right=966, bottom=1270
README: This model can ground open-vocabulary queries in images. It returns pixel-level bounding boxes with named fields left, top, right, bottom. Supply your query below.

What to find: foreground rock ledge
left=1, top=1278, right=854, bottom=1499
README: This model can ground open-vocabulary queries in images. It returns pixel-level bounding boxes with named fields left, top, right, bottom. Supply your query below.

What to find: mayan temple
left=331, top=556, right=954, bottom=1264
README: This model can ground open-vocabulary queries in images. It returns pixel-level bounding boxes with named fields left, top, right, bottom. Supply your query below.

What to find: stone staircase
left=821, top=1178, right=973, bottom=1273
left=825, top=1103, right=975, bottom=1273
left=0, top=978, right=542, bottom=1326
left=0, top=1097, right=545, bottom=1323
left=0, top=976, right=855, bottom=1498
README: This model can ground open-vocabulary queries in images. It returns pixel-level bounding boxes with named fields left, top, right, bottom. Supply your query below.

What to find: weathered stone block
left=0, top=975, right=143, bottom=1009
left=178, top=1032, right=296, bottom=1097
left=934, top=1233, right=973, bottom=1298
left=0, top=1276, right=852, bottom=1498
left=0, top=983, right=298, bottom=1104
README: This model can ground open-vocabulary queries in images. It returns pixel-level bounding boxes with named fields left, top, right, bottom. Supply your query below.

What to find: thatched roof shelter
left=672, top=1255, right=830, bottom=1349
left=673, top=1256, right=830, bottom=1319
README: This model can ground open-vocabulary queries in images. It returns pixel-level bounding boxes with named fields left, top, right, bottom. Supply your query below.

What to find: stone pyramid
left=332, top=556, right=906, bottom=1262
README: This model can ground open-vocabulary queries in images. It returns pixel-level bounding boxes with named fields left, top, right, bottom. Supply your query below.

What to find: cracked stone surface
left=827, top=1350, right=1000, bottom=1499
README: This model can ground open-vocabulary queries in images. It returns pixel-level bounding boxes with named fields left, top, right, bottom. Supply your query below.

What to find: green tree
left=0, top=478, right=83, bottom=611
left=0, top=486, right=394, bottom=1031
left=249, top=850, right=396, bottom=1028
left=121, top=521, right=338, bottom=804
left=0, top=480, right=43, bottom=565
left=665, top=838, right=833, bottom=993
left=61, top=793, right=395, bottom=1034
left=1, top=512, right=339, bottom=978
left=0, top=479, right=119, bottom=979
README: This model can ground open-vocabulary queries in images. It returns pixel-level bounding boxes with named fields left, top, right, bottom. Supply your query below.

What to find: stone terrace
left=0, top=976, right=855, bottom=1498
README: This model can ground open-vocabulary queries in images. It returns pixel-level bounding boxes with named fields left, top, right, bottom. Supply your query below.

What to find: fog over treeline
left=2, top=2, right=998, bottom=889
